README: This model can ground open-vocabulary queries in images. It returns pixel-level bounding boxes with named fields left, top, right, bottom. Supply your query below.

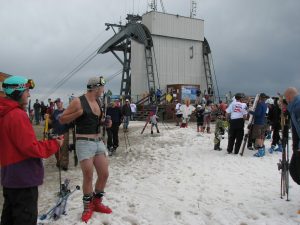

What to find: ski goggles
left=2, top=79, right=35, bottom=90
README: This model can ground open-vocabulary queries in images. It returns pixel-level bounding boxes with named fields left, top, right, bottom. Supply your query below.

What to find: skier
left=49, top=98, right=70, bottom=171
left=268, top=97, right=282, bottom=153
left=59, top=76, right=113, bottom=222
left=251, top=93, right=269, bottom=157
left=265, top=97, right=274, bottom=139
left=33, top=98, right=41, bottom=125
left=122, top=99, right=132, bottom=132
left=195, top=105, right=205, bottom=132
left=130, top=101, right=137, bottom=120
left=180, top=98, right=195, bottom=128
left=156, top=88, right=162, bottom=103
left=0, top=75, right=63, bottom=225
left=106, top=101, right=123, bottom=154
left=214, top=111, right=225, bottom=150
left=149, top=111, right=160, bottom=134
left=203, top=103, right=212, bottom=133
left=175, top=99, right=183, bottom=126
left=284, top=87, right=300, bottom=185
left=226, top=93, right=248, bottom=154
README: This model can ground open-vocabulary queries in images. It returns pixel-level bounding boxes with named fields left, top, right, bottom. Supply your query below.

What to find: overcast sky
left=0, top=0, right=299, bottom=102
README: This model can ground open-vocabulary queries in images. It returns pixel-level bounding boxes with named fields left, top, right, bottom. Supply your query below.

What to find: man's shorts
left=76, top=138, right=107, bottom=162
left=176, top=114, right=183, bottom=118
left=197, top=121, right=204, bottom=126
left=251, top=124, right=267, bottom=139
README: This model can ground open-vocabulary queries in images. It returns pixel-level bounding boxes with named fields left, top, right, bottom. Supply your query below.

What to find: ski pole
left=124, top=130, right=128, bottom=150
left=125, top=132, right=130, bottom=147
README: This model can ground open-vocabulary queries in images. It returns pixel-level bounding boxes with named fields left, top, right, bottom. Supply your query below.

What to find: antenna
left=149, top=0, right=157, bottom=11
left=159, top=0, right=165, bottom=13
left=149, top=0, right=165, bottom=13
left=190, top=0, right=197, bottom=18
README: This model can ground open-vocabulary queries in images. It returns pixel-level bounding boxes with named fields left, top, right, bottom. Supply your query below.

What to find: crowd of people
left=1, top=74, right=300, bottom=224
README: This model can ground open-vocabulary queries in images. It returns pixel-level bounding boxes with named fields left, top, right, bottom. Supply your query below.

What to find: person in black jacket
left=268, top=97, right=282, bottom=153
left=122, top=99, right=132, bottom=132
left=106, top=101, right=123, bottom=154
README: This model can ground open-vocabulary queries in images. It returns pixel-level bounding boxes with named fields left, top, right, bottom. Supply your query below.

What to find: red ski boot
left=81, top=198, right=94, bottom=223
left=93, top=197, right=112, bottom=214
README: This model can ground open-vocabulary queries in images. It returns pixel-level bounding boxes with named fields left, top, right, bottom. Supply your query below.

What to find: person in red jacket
left=0, top=75, right=63, bottom=225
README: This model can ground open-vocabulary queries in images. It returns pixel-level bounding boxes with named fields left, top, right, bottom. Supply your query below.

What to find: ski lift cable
left=41, top=50, right=98, bottom=100
left=106, top=69, right=123, bottom=82
left=44, top=29, right=108, bottom=90
left=45, top=50, right=98, bottom=93
left=209, top=52, right=220, bottom=101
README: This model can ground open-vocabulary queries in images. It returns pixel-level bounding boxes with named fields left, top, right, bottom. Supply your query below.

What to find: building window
left=190, top=46, right=194, bottom=59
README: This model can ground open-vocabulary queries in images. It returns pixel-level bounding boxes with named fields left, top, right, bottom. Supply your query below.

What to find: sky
left=0, top=0, right=299, bottom=102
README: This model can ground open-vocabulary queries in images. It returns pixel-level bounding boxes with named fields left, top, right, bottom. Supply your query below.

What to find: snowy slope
left=35, top=121, right=300, bottom=225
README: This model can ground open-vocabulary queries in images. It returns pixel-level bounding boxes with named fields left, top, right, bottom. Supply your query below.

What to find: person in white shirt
left=175, top=100, right=183, bottom=126
left=130, top=102, right=137, bottom=121
left=149, top=111, right=160, bottom=134
left=180, top=98, right=195, bottom=128
left=226, top=93, right=248, bottom=154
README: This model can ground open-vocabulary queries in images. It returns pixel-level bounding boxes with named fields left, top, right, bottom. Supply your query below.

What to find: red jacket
left=0, top=97, right=59, bottom=188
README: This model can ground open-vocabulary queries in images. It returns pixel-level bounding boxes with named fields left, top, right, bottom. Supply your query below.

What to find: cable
left=209, top=52, right=220, bottom=101
left=46, top=30, right=107, bottom=88
left=106, top=69, right=123, bottom=82
left=41, top=50, right=98, bottom=100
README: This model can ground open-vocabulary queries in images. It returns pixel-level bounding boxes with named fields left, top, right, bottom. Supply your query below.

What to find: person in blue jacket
left=250, top=93, right=269, bottom=157
left=285, top=87, right=300, bottom=184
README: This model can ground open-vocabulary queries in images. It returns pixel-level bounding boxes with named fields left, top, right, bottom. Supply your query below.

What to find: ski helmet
left=87, top=76, right=106, bottom=90
left=265, top=98, right=274, bottom=105
left=2, top=75, right=35, bottom=100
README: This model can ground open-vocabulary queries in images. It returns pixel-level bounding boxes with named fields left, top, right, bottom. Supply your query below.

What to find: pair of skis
left=239, top=94, right=260, bottom=156
left=38, top=180, right=80, bottom=224
left=277, top=94, right=290, bottom=201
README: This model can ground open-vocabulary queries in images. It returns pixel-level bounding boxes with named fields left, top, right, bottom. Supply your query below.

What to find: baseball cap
left=125, top=99, right=129, bottom=102
left=55, top=98, right=63, bottom=103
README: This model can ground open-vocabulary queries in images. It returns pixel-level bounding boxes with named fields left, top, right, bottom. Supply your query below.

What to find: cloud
left=0, top=0, right=299, bottom=101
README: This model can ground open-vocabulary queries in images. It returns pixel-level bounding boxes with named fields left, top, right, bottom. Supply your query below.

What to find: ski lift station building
left=99, top=11, right=216, bottom=102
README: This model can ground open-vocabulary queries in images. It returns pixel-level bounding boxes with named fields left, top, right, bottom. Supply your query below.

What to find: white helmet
left=265, top=98, right=274, bottom=105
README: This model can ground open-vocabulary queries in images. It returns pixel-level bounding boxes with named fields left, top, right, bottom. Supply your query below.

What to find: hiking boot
left=274, top=144, right=283, bottom=152
left=207, top=127, right=211, bottom=134
left=214, top=145, right=222, bottom=151
left=81, top=197, right=94, bottom=222
left=157, top=130, right=160, bottom=133
left=254, top=148, right=265, bottom=157
left=266, top=131, right=272, bottom=139
left=93, top=197, right=112, bottom=214
left=268, top=145, right=275, bottom=154
left=151, top=130, right=153, bottom=134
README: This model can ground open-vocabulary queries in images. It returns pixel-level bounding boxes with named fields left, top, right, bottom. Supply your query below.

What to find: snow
left=36, top=121, right=300, bottom=224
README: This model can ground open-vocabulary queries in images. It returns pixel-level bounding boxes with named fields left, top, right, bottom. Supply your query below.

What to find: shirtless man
left=59, top=76, right=112, bottom=222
